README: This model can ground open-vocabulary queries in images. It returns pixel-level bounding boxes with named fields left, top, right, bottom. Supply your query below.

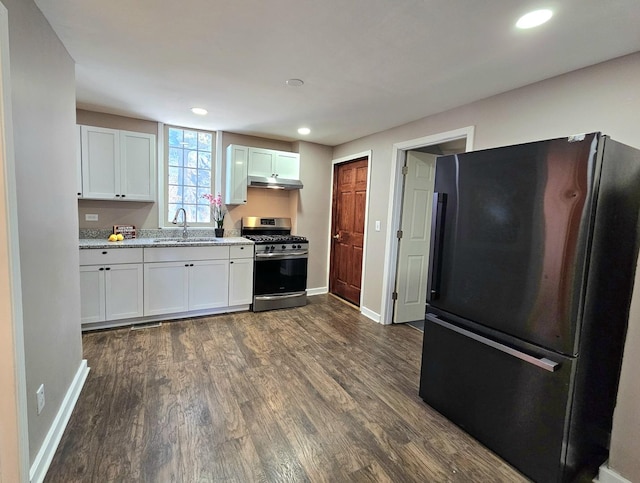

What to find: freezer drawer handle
left=426, top=314, right=560, bottom=373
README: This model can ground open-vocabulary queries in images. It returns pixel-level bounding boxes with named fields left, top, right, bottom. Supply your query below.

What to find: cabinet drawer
left=230, top=245, right=254, bottom=259
left=144, top=246, right=230, bottom=263
left=79, top=248, right=143, bottom=266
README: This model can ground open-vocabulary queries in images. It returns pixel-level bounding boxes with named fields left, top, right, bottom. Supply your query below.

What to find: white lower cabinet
left=229, top=244, right=254, bottom=305
left=188, top=260, right=229, bottom=310
left=143, top=246, right=232, bottom=316
left=143, top=261, right=189, bottom=316
left=80, top=263, right=144, bottom=323
left=80, top=244, right=254, bottom=328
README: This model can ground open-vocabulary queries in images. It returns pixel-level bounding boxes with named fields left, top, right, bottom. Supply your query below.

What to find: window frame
left=160, top=124, right=216, bottom=228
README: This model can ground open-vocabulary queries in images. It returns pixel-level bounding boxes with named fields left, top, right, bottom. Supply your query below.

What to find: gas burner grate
left=243, top=234, right=308, bottom=244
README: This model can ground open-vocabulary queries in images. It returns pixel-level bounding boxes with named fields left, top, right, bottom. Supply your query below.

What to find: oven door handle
left=255, top=293, right=306, bottom=301
left=255, top=251, right=308, bottom=259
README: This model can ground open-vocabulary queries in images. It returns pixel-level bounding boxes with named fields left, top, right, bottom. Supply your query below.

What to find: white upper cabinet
left=248, top=147, right=300, bottom=180
left=120, top=130, right=156, bottom=201
left=76, top=125, right=83, bottom=198
left=79, top=125, right=156, bottom=201
left=225, top=144, right=248, bottom=205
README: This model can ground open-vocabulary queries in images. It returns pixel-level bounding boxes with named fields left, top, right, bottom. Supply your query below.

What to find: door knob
left=333, top=234, right=340, bottom=240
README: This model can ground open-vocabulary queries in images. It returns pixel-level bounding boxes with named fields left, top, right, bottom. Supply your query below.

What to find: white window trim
left=159, top=123, right=217, bottom=228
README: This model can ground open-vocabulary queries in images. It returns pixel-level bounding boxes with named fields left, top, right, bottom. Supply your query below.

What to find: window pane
left=183, top=130, right=198, bottom=149
left=198, top=132, right=212, bottom=151
left=168, top=204, right=182, bottom=223
left=198, top=169, right=211, bottom=188
left=183, top=186, right=197, bottom=204
left=197, top=205, right=211, bottom=223
left=186, top=150, right=198, bottom=168
left=185, top=205, right=197, bottom=223
left=168, top=147, right=183, bottom=167
left=197, top=187, right=211, bottom=204
left=198, top=152, right=211, bottom=170
left=168, top=128, right=183, bottom=147
left=168, top=167, right=183, bottom=185
left=184, top=168, right=197, bottom=186
left=168, top=185, right=183, bottom=203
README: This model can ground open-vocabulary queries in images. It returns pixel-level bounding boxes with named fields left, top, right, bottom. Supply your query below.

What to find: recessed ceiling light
left=191, top=107, right=208, bottom=115
left=286, top=78, right=304, bottom=87
left=516, top=9, right=553, bottom=29
left=298, top=127, right=311, bottom=135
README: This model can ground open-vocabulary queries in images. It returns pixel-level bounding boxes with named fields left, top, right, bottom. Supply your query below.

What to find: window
left=165, top=125, right=215, bottom=225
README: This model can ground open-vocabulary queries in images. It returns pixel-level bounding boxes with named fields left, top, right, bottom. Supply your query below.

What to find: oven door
left=253, top=253, right=308, bottom=311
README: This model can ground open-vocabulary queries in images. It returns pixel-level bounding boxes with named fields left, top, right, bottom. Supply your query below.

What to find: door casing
left=382, top=127, right=475, bottom=324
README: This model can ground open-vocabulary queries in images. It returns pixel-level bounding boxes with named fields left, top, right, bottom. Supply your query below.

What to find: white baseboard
left=597, top=462, right=631, bottom=483
left=307, top=287, right=328, bottom=296
left=29, top=359, right=90, bottom=483
left=361, top=305, right=381, bottom=323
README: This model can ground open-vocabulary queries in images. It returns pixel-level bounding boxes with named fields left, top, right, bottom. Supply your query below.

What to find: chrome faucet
left=172, top=208, right=188, bottom=239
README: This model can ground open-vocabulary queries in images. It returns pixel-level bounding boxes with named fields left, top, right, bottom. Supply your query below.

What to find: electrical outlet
left=85, top=214, right=99, bottom=221
left=36, top=384, right=45, bottom=414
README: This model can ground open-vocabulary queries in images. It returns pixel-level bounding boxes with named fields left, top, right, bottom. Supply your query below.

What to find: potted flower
left=202, top=192, right=226, bottom=237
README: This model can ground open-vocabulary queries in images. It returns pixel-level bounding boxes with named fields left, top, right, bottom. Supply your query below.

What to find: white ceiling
left=34, top=0, right=640, bottom=146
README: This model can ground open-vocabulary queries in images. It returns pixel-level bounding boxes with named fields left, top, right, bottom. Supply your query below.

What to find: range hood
left=247, top=175, right=303, bottom=190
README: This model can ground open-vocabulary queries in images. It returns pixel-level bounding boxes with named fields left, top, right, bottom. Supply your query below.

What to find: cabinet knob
left=105, top=267, right=111, bottom=271
left=121, top=194, right=126, bottom=198
left=99, top=267, right=104, bottom=271
left=115, top=194, right=120, bottom=197
left=230, top=261, right=234, bottom=264
left=102, top=251, right=107, bottom=254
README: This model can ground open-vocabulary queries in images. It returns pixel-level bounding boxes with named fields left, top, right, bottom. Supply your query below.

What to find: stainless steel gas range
left=241, top=217, right=308, bottom=312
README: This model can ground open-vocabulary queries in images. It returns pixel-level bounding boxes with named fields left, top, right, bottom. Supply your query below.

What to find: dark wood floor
left=45, top=294, right=527, bottom=482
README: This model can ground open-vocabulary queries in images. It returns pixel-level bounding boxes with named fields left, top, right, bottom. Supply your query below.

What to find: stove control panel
left=254, top=242, right=308, bottom=255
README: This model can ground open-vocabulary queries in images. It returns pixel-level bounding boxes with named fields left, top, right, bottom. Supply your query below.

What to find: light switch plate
left=375, top=220, right=381, bottom=231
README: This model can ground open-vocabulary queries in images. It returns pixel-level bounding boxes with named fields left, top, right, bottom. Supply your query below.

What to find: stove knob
left=296, top=244, right=301, bottom=249
left=270, top=245, right=275, bottom=251
left=282, top=245, right=287, bottom=250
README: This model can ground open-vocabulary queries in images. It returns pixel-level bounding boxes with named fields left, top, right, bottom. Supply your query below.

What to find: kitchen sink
left=153, top=237, right=218, bottom=243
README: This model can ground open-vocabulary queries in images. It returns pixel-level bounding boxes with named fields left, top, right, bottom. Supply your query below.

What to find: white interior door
left=394, top=151, right=436, bottom=323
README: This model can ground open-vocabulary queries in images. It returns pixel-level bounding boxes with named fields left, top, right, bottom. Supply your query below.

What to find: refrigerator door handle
left=426, top=314, right=560, bottom=372
left=427, top=192, right=447, bottom=301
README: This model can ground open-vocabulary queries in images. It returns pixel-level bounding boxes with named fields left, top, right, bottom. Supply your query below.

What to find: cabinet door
left=79, top=265, right=106, bottom=324
left=120, top=130, right=156, bottom=201
left=225, top=145, right=248, bottom=205
left=228, top=258, right=254, bottom=306
left=81, top=125, right=119, bottom=199
left=144, top=262, right=189, bottom=316
left=248, top=148, right=275, bottom=177
left=274, top=151, right=300, bottom=179
left=188, top=259, right=229, bottom=310
left=105, top=263, right=144, bottom=320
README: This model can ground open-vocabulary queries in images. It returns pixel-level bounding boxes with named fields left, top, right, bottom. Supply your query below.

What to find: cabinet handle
left=102, top=251, right=107, bottom=254
left=185, top=264, right=189, bottom=267
left=190, top=264, right=194, bottom=267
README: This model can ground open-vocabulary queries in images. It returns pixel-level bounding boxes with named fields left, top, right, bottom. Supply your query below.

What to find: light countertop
left=79, top=237, right=253, bottom=249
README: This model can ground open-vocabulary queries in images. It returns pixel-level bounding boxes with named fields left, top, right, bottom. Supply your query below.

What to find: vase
left=214, top=228, right=224, bottom=238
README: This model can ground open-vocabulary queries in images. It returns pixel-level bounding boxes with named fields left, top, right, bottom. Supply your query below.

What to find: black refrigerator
left=419, top=133, right=640, bottom=482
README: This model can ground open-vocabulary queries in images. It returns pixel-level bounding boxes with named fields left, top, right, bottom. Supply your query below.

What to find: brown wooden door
left=330, top=157, right=368, bottom=306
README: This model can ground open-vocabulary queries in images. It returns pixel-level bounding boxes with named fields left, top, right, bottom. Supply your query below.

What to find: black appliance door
left=428, top=134, right=598, bottom=355
left=419, top=315, right=574, bottom=483
left=254, top=257, right=308, bottom=296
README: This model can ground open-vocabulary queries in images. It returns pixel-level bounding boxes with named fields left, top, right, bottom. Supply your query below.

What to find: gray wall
left=6, top=0, right=83, bottom=464
left=333, top=52, right=640, bottom=481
